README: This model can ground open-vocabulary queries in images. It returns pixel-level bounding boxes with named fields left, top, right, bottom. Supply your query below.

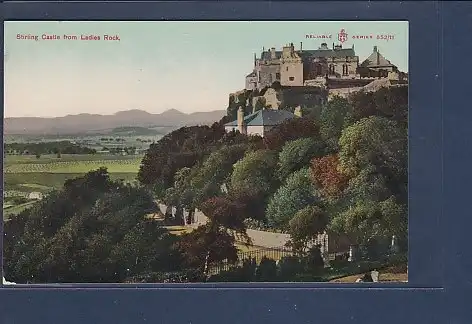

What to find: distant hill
left=4, top=109, right=227, bottom=135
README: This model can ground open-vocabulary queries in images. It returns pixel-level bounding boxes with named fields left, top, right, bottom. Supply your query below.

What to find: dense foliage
left=5, top=141, right=96, bottom=155
left=4, top=86, right=408, bottom=283
left=4, top=168, right=181, bottom=283
left=136, top=86, right=408, bottom=276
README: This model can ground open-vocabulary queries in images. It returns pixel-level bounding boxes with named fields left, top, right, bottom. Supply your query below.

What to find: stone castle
left=245, top=42, right=407, bottom=91
left=225, top=42, right=408, bottom=138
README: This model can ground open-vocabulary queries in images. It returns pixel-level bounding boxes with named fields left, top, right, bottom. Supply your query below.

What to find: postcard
left=3, top=21, right=408, bottom=284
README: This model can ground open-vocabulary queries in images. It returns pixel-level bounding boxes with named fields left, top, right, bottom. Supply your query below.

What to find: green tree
left=338, top=116, right=407, bottom=200
left=138, top=124, right=226, bottom=189
left=330, top=197, right=406, bottom=247
left=319, top=96, right=354, bottom=152
left=3, top=169, right=180, bottom=284
left=176, top=196, right=249, bottom=278
left=288, top=205, right=328, bottom=253
left=331, top=116, right=408, bottom=249
left=277, top=137, right=325, bottom=181
left=266, top=168, right=319, bottom=228
left=230, top=149, right=278, bottom=199
left=190, top=144, right=248, bottom=205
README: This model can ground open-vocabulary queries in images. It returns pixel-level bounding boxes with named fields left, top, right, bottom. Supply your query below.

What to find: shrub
left=302, top=246, right=325, bottom=272
left=277, top=256, right=304, bottom=281
left=255, top=257, right=278, bottom=282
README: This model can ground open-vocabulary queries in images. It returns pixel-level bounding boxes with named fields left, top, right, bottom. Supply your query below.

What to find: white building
left=28, top=192, right=43, bottom=200
left=224, top=107, right=301, bottom=138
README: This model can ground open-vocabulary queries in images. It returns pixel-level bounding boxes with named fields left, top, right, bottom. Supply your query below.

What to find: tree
left=319, top=96, right=354, bottom=151
left=230, top=149, right=278, bottom=199
left=3, top=169, right=180, bottom=284
left=330, top=116, right=408, bottom=250
left=176, top=195, right=249, bottom=278
left=190, top=144, right=248, bottom=206
left=330, top=197, right=406, bottom=247
left=263, top=117, right=321, bottom=151
left=277, top=137, right=326, bottom=181
left=349, top=86, right=408, bottom=127
left=288, top=205, right=328, bottom=253
left=266, top=168, right=319, bottom=228
left=310, top=154, right=348, bottom=199
left=176, top=224, right=238, bottom=276
left=138, top=124, right=226, bottom=188
left=199, top=196, right=247, bottom=237
left=338, top=116, right=407, bottom=201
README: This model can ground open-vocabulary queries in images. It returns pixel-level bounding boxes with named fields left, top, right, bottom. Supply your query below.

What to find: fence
left=207, top=247, right=353, bottom=276
left=207, top=247, right=293, bottom=276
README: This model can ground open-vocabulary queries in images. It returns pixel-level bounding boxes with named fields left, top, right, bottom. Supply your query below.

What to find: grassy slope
left=3, top=200, right=38, bottom=220
left=4, top=154, right=142, bottom=174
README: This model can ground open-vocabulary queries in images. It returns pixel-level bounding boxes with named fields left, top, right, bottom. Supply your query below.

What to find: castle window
left=329, top=64, right=335, bottom=75
left=286, top=67, right=289, bottom=71
left=289, top=77, right=295, bottom=81
left=276, top=73, right=281, bottom=80
left=343, top=64, right=348, bottom=76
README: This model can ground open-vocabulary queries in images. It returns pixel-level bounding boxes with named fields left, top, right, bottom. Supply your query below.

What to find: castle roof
left=224, top=109, right=296, bottom=127
left=260, top=48, right=356, bottom=61
left=360, top=47, right=395, bottom=68
left=246, top=71, right=257, bottom=78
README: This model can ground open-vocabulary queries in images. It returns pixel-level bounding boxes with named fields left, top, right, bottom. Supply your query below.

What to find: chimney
left=237, top=107, right=246, bottom=134
left=294, top=106, right=302, bottom=117
left=270, top=47, right=276, bottom=59
left=300, top=42, right=303, bottom=52
left=373, top=46, right=378, bottom=52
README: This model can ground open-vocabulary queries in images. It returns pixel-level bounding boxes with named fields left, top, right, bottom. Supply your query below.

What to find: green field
left=5, top=154, right=142, bottom=173
left=4, top=154, right=143, bottom=218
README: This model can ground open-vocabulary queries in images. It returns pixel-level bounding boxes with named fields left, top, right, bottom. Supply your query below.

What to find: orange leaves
left=310, top=154, right=348, bottom=198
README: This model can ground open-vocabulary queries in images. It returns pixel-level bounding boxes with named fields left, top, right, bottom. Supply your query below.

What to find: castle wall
left=263, top=88, right=282, bottom=109
left=328, top=87, right=363, bottom=99
left=258, top=63, right=280, bottom=89
left=280, top=60, right=304, bottom=86
left=280, top=86, right=327, bottom=109
left=245, top=75, right=258, bottom=90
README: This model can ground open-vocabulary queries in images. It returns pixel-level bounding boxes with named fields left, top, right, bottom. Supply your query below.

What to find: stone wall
left=258, top=63, right=280, bottom=89
left=263, top=88, right=282, bottom=109
left=245, top=75, right=258, bottom=90
left=328, top=87, right=363, bottom=98
left=280, top=61, right=304, bottom=86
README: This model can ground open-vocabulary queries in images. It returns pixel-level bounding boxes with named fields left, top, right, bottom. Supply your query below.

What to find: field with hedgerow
left=3, top=153, right=142, bottom=219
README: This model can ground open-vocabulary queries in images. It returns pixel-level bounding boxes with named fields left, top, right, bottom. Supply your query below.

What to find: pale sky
left=4, top=21, right=408, bottom=118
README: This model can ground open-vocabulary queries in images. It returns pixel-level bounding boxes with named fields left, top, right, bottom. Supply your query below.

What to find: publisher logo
left=337, top=29, right=348, bottom=43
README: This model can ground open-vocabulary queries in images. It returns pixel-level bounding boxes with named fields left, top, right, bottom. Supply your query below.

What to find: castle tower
left=280, top=43, right=303, bottom=86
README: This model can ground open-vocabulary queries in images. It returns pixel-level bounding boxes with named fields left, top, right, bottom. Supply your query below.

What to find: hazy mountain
left=4, top=109, right=227, bottom=135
